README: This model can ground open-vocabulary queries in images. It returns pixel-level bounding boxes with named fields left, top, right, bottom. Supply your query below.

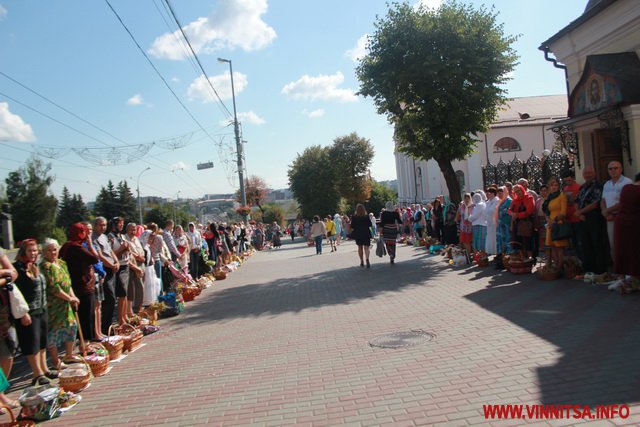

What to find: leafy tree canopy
left=237, top=175, right=270, bottom=214
left=5, top=157, right=57, bottom=242
left=356, top=1, right=518, bottom=203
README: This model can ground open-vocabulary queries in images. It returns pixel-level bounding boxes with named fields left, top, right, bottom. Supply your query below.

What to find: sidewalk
left=4, top=239, right=640, bottom=426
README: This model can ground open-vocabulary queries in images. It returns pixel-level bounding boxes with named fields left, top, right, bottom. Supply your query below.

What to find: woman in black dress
left=350, top=204, right=372, bottom=268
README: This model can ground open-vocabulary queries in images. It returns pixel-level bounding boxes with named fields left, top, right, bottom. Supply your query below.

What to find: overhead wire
left=103, top=0, right=219, bottom=146
left=162, top=0, right=233, bottom=120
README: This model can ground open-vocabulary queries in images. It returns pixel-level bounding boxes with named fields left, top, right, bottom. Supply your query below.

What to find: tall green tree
left=329, top=132, right=374, bottom=205
left=5, top=157, right=58, bottom=242
left=288, top=145, right=340, bottom=219
left=94, top=180, right=118, bottom=220
left=116, top=180, right=137, bottom=223
left=365, top=180, right=398, bottom=217
left=56, top=186, right=89, bottom=229
left=356, top=1, right=518, bottom=204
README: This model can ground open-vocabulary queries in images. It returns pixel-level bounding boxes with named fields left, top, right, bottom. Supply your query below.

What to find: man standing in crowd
left=574, top=166, right=608, bottom=274
left=163, top=220, right=180, bottom=262
left=601, top=161, right=632, bottom=259
left=187, top=222, right=202, bottom=278
left=92, top=217, right=119, bottom=334
left=108, top=217, right=130, bottom=326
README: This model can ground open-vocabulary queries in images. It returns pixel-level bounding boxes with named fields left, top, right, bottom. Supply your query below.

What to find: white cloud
left=345, top=34, right=368, bottom=63
left=127, top=94, right=145, bottom=105
left=218, top=110, right=265, bottom=127
left=188, top=72, right=248, bottom=103
left=303, top=109, right=325, bottom=118
left=148, top=0, right=276, bottom=60
left=414, top=0, right=443, bottom=10
left=282, top=72, right=357, bottom=103
left=0, top=4, right=7, bottom=20
left=238, top=111, right=265, bottom=125
left=0, top=102, right=35, bottom=142
left=171, top=161, right=190, bottom=171
left=171, top=76, right=180, bottom=83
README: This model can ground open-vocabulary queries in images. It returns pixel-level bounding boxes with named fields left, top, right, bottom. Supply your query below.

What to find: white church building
left=395, top=95, right=568, bottom=205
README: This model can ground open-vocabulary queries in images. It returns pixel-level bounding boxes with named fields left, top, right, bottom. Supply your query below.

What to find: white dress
left=484, top=197, right=499, bottom=255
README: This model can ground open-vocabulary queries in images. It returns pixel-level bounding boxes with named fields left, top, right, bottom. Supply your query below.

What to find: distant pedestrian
left=350, top=204, right=372, bottom=268
left=379, top=201, right=401, bottom=264
left=309, top=216, right=327, bottom=255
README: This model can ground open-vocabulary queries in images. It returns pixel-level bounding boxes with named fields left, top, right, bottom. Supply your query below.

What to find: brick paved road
left=4, top=239, right=640, bottom=426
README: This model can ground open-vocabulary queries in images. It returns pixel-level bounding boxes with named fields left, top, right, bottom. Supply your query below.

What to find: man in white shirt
left=601, top=160, right=632, bottom=258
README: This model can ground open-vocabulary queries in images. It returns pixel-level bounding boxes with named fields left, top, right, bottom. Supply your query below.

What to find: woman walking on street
left=379, top=201, right=402, bottom=264
left=351, top=204, right=373, bottom=268
left=309, top=216, right=327, bottom=255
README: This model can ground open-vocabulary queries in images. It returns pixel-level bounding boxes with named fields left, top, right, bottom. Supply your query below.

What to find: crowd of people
left=291, top=161, right=639, bottom=293
left=0, top=216, right=264, bottom=404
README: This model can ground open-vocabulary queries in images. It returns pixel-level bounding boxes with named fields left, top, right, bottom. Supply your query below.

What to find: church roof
left=539, top=0, right=618, bottom=49
left=490, top=95, right=568, bottom=128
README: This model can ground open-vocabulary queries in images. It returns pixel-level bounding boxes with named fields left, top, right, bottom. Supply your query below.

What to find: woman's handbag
left=375, top=238, right=387, bottom=257
left=551, top=220, right=572, bottom=241
left=516, top=219, right=534, bottom=237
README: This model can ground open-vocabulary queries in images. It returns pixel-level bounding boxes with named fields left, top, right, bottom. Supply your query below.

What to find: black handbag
left=551, top=221, right=572, bottom=241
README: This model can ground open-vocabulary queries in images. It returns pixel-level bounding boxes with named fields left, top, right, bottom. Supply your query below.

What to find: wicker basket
left=536, top=266, right=562, bottom=281
left=58, top=355, right=92, bottom=393
left=214, top=269, right=227, bottom=280
left=102, top=325, right=124, bottom=360
left=0, top=404, right=35, bottom=427
left=510, top=258, right=533, bottom=274
left=115, top=323, right=143, bottom=353
left=83, top=342, right=110, bottom=377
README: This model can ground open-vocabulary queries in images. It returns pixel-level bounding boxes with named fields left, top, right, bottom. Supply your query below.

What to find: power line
left=103, top=0, right=219, bottom=145
left=163, top=0, right=233, bottom=120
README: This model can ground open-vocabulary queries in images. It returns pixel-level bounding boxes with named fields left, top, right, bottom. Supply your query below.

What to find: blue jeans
left=314, top=236, right=323, bottom=254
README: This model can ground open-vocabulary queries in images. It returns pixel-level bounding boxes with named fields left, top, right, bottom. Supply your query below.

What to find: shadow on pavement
left=169, top=251, right=446, bottom=326
left=465, top=272, right=640, bottom=406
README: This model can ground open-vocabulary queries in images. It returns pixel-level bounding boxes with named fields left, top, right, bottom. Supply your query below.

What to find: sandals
left=31, top=375, right=51, bottom=386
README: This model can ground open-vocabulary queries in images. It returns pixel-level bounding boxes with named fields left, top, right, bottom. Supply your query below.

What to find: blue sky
left=0, top=0, right=587, bottom=202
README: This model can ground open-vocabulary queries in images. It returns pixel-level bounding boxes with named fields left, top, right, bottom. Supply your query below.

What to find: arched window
left=493, top=137, right=522, bottom=153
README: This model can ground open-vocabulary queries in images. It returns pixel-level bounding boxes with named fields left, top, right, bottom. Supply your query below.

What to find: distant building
left=395, top=95, right=568, bottom=204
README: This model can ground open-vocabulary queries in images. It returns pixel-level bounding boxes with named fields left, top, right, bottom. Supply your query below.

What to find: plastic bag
left=142, top=265, right=160, bottom=306
left=18, top=385, right=62, bottom=421
left=8, top=283, right=30, bottom=320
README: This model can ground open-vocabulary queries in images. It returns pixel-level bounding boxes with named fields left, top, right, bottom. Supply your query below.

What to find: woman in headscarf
left=13, top=239, right=53, bottom=385
left=457, top=194, right=474, bottom=255
left=484, top=188, right=499, bottom=255
left=333, top=214, right=343, bottom=246
left=41, top=238, right=79, bottom=371
left=495, top=186, right=513, bottom=255
left=542, top=176, right=569, bottom=268
left=60, top=222, right=100, bottom=344
left=379, top=201, right=402, bottom=264
left=351, top=204, right=373, bottom=267
left=508, top=184, right=536, bottom=259
left=468, top=193, right=487, bottom=252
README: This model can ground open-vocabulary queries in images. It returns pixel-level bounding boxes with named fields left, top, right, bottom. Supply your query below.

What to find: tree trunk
left=435, top=157, right=462, bottom=206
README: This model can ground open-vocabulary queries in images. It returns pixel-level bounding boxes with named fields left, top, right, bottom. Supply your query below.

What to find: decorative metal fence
left=482, top=150, right=573, bottom=192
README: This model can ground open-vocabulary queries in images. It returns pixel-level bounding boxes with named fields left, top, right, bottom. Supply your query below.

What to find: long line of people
left=395, top=162, right=639, bottom=291
left=0, top=216, right=258, bottom=403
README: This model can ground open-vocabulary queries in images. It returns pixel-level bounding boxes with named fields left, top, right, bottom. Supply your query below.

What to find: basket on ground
left=114, top=323, right=143, bottom=353
left=58, top=355, right=92, bottom=393
left=83, top=342, right=110, bottom=376
left=102, top=325, right=124, bottom=360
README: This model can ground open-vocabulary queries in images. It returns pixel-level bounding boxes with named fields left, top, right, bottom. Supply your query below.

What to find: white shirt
left=602, top=176, right=632, bottom=208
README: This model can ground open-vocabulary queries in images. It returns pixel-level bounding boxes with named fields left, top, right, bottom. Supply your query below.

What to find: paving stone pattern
left=5, top=239, right=640, bottom=426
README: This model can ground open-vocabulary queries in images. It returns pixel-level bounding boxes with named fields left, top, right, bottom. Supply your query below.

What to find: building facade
left=539, top=0, right=640, bottom=183
left=395, top=95, right=568, bottom=205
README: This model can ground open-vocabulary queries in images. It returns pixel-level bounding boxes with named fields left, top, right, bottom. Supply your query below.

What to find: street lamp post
left=137, top=167, right=151, bottom=225
left=218, top=57, right=247, bottom=220
left=174, top=190, right=181, bottom=223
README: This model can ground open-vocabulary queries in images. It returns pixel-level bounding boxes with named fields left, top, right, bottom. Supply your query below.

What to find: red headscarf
left=68, top=222, right=87, bottom=242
